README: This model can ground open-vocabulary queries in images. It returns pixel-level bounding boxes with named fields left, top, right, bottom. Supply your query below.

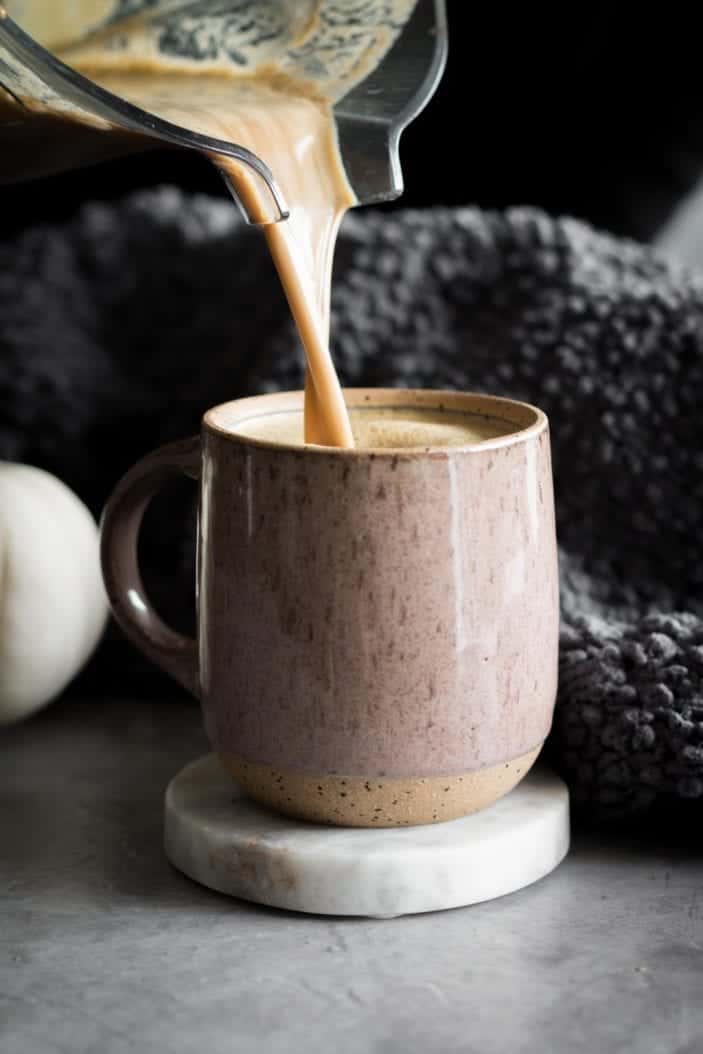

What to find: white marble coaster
left=164, top=755, right=570, bottom=918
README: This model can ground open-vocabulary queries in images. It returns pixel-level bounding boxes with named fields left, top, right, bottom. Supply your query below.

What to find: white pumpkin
left=0, top=463, right=108, bottom=725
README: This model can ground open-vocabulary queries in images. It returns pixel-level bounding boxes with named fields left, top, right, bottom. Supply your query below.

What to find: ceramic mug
left=101, top=389, right=559, bottom=826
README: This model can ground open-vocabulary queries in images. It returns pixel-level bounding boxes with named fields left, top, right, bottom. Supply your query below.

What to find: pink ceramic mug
left=101, top=389, right=559, bottom=826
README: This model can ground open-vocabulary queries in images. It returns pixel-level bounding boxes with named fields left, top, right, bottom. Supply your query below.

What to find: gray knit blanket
left=1, top=188, right=701, bottom=820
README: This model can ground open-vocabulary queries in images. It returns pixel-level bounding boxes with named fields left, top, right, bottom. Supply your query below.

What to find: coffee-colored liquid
left=6, top=2, right=417, bottom=444
left=67, top=70, right=356, bottom=447
left=54, top=16, right=360, bottom=446
left=233, top=406, right=515, bottom=449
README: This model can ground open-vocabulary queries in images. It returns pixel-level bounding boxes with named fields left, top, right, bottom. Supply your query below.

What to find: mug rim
left=203, top=388, right=548, bottom=456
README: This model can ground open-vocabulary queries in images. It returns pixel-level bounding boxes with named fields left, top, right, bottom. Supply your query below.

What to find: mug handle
left=100, top=436, right=201, bottom=697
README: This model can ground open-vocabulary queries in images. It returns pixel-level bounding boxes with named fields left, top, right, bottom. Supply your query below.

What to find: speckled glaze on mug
left=101, top=389, right=559, bottom=826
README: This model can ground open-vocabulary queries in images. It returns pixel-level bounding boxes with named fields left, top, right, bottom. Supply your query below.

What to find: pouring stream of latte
left=16, top=1, right=417, bottom=448
left=71, top=70, right=355, bottom=446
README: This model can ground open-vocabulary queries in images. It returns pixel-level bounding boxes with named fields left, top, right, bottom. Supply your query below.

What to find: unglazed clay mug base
left=100, top=390, right=559, bottom=827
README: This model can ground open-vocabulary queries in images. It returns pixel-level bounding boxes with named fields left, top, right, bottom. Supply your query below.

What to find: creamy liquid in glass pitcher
left=1, top=1, right=433, bottom=446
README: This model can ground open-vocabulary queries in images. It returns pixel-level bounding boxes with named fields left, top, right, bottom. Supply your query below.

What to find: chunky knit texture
left=1, top=188, right=701, bottom=819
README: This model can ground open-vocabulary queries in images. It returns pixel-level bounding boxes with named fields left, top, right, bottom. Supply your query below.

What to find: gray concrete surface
left=1, top=698, right=701, bottom=1054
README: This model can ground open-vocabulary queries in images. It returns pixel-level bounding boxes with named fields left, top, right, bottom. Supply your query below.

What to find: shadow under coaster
left=164, top=756, right=570, bottom=918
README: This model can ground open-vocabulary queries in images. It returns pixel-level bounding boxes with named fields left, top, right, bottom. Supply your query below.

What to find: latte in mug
left=232, top=405, right=516, bottom=449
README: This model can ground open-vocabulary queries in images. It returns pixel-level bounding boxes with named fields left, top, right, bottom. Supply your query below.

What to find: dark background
left=3, top=8, right=702, bottom=241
